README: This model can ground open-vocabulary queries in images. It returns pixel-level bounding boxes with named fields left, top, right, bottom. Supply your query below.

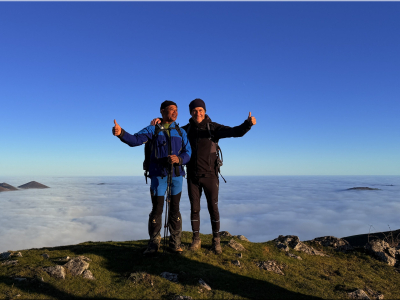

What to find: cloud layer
left=1, top=176, right=399, bottom=252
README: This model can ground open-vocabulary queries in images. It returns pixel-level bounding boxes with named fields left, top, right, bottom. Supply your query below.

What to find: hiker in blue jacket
left=112, top=100, right=191, bottom=254
left=151, top=98, right=256, bottom=254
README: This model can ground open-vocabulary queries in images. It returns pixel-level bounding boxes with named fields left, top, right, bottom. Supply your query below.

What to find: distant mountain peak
left=18, top=181, right=49, bottom=189
left=0, top=183, right=19, bottom=192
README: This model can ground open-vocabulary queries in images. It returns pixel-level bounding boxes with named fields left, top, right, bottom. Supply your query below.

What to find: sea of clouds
left=0, top=176, right=399, bottom=252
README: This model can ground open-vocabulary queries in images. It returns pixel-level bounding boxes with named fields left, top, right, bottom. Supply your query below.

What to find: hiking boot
left=189, top=238, right=201, bottom=251
left=143, top=240, right=160, bottom=255
left=169, top=244, right=184, bottom=254
left=212, top=237, right=222, bottom=255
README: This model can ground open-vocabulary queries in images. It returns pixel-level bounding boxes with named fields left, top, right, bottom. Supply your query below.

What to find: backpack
left=186, top=122, right=226, bottom=183
left=143, top=124, right=183, bottom=183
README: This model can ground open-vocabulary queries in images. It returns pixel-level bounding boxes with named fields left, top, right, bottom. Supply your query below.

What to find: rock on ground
left=220, top=231, right=232, bottom=237
left=348, top=289, right=371, bottom=299
left=274, top=235, right=328, bottom=257
left=199, top=278, right=212, bottom=291
left=160, top=272, right=179, bottom=283
left=365, top=239, right=399, bottom=266
left=82, top=270, right=95, bottom=280
left=43, top=265, right=66, bottom=279
left=235, top=235, right=249, bottom=242
left=174, top=296, right=193, bottom=300
left=0, top=252, right=12, bottom=260
left=286, top=252, right=302, bottom=260
left=63, top=257, right=89, bottom=276
left=1, top=260, right=18, bottom=266
left=311, top=236, right=354, bottom=252
left=228, top=239, right=246, bottom=251
left=257, top=260, right=286, bottom=276
left=128, top=272, right=152, bottom=285
left=232, top=260, right=241, bottom=267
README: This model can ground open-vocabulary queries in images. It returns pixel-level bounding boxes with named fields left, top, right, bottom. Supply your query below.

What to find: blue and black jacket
left=117, top=122, right=191, bottom=177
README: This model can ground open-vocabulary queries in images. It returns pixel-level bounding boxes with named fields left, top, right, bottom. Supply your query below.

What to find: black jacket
left=182, top=115, right=252, bottom=178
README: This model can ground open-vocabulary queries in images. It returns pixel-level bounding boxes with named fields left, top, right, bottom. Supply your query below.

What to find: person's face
left=191, top=107, right=205, bottom=124
left=161, top=105, right=178, bottom=123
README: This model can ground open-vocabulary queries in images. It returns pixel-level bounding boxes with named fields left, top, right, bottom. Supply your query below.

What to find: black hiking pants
left=148, top=176, right=183, bottom=248
left=187, top=175, right=220, bottom=239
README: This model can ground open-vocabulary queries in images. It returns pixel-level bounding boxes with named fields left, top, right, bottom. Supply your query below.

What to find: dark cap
left=160, top=100, right=177, bottom=112
left=189, top=98, right=206, bottom=113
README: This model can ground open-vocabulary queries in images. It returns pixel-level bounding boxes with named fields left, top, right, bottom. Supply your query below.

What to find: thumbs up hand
left=247, top=112, right=256, bottom=125
left=113, top=119, right=122, bottom=136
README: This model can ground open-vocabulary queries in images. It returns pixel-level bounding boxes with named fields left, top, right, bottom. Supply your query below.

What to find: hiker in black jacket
left=152, top=98, right=256, bottom=254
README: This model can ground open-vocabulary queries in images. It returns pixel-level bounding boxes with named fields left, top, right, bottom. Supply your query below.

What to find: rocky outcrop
left=311, top=236, right=354, bottom=252
left=348, top=289, right=371, bottom=299
left=274, top=235, right=328, bottom=257
left=257, top=260, right=287, bottom=275
left=365, top=239, right=399, bottom=267
left=18, top=181, right=49, bottom=189
left=43, top=256, right=94, bottom=280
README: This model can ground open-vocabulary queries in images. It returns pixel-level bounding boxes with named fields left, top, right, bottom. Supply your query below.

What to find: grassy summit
left=1, top=231, right=400, bottom=299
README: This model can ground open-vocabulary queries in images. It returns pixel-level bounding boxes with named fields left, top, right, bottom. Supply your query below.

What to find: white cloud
left=0, top=176, right=399, bottom=252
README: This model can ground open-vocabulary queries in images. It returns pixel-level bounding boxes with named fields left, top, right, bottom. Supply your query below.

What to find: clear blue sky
left=1, top=2, right=399, bottom=176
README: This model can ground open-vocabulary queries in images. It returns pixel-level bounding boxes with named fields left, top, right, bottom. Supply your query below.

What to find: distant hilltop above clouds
left=0, top=181, right=49, bottom=192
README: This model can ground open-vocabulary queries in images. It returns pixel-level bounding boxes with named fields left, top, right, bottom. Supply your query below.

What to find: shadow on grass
left=0, top=239, right=324, bottom=300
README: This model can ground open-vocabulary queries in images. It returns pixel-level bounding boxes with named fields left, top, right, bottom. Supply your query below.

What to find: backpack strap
left=143, top=124, right=162, bottom=183
left=207, top=122, right=226, bottom=183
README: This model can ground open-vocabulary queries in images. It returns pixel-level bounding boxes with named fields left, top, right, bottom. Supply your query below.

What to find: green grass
left=1, top=231, right=400, bottom=299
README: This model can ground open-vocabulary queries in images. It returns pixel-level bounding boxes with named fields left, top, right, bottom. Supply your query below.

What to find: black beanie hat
left=189, top=98, right=206, bottom=113
left=160, top=100, right=177, bottom=112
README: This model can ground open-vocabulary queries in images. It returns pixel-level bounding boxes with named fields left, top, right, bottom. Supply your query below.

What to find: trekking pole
left=163, top=163, right=173, bottom=253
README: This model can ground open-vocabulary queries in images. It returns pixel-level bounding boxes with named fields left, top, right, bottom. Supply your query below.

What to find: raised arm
left=112, top=119, right=154, bottom=147
left=213, top=112, right=256, bottom=140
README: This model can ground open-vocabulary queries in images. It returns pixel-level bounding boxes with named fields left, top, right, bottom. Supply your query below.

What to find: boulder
left=44, top=265, right=66, bottom=279
left=160, top=272, right=179, bottom=283
left=274, top=235, right=328, bottom=257
left=63, top=257, right=89, bottom=276
left=257, top=260, right=286, bottom=276
left=365, top=239, right=398, bottom=266
left=42, top=253, right=50, bottom=259
left=348, top=289, right=371, bottom=299
left=312, top=236, right=354, bottom=252
left=228, top=239, right=246, bottom=251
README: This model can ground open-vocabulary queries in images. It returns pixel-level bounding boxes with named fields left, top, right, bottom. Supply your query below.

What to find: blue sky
left=1, top=2, right=399, bottom=176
